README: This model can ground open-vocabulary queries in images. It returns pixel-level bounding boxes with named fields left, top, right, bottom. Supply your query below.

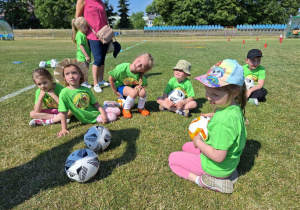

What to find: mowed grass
left=0, top=36, right=299, bottom=209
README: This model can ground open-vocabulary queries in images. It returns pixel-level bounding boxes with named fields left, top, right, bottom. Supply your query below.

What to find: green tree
left=0, top=0, right=35, bottom=28
left=116, top=0, right=131, bottom=28
left=130, top=11, right=146, bottom=29
left=156, top=0, right=300, bottom=26
left=34, top=0, right=76, bottom=29
left=153, top=16, right=165, bottom=26
left=104, top=0, right=117, bottom=26
left=146, top=0, right=158, bottom=15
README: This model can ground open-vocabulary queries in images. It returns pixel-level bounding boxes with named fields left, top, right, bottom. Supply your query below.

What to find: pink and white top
left=83, top=0, right=108, bottom=41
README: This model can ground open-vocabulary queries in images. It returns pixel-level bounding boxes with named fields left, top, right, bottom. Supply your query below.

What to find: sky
left=108, top=0, right=153, bottom=16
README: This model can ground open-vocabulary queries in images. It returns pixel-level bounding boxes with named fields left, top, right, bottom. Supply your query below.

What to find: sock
left=124, top=96, right=135, bottom=110
left=176, top=109, right=183, bottom=115
left=195, top=176, right=201, bottom=186
left=43, top=119, right=54, bottom=125
left=137, top=96, right=147, bottom=109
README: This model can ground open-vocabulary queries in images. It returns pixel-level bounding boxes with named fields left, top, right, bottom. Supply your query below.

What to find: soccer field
left=0, top=37, right=299, bottom=209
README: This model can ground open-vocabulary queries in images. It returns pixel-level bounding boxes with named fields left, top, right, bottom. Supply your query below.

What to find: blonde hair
left=32, top=68, right=53, bottom=84
left=62, top=64, right=85, bottom=86
left=216, top=83, right=248, bottom=115
left=136, top=53, right=154, bottom=87
left=71, top=17, right=88, bottom=43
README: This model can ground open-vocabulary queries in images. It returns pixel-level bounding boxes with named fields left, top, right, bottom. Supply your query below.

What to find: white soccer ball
left=84, top=125, right=111, bottom=152
left=39, top=61, right=47, bottom=68
left=50, top=59, right=58, bottom=68
left=168, top=89, right=185, bottom=104
left=188, top=116, right=211, bottom=141
left=65, top=148, right=100, bottom=183
left=245, top=78, right=255, bottom=90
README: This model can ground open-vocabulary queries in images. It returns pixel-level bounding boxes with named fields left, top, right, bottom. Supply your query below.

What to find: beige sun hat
left=54, top=58, right=89, bottom=84
left=173, top=60, right=192, bottom=75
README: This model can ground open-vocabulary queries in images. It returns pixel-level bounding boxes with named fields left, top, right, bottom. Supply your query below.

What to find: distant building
left=143, top=14, right=160, bottom=27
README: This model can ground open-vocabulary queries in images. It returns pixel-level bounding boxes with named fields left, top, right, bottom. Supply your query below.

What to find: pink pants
left=40, top=109, right=60, bottom=114
left=169, top=141, right=208, bottom=180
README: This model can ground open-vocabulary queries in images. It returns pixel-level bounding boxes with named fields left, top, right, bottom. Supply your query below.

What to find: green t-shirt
left=108, top=63, right=148, bottom=88
left=58, top=87, right=100, bottom=123
left=243, top=64, right=266, bottom=85
left=200, top=105, right=247, bottom=178
left=76, top=31, right=91, bottom=62
left=35, top=83, right=64, bottom=109
left=164, top=77, right=195, bottom=98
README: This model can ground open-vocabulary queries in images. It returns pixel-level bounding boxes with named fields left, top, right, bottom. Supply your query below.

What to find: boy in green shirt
left=243, top=49, right=267, bottom=106
left=157, top=60, right=197, bottom=117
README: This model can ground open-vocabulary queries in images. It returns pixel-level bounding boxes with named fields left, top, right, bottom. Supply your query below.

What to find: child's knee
left=30, top=110, right=36, bottom=118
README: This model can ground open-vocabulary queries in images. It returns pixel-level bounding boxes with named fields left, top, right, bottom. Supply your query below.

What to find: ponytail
left=71, top=18, right=78, bottom=43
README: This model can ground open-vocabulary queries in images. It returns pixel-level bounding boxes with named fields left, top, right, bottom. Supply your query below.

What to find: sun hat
left=194, top=59, right=244, bottom=87
left=173, top=60, right=191, bottom=75
left=54, top=58, right=89, bottom=84
left=247, top=49, right=263, bottom=59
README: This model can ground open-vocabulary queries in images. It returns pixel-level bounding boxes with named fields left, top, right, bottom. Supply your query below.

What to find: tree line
left=0, top=0, right=299, bottom=29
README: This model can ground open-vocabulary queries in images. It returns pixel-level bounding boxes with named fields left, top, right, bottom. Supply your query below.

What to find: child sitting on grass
left=29, top=68, right=72, bottom=127
left=54, top=58, right=119, bottom=137
left=157, top=60, right=197, bottom=117
left=169, top=59, right=247, bottom=193
left=243, top=49, right=267, bottom=106
left=108, top=53, right=154, bottom=118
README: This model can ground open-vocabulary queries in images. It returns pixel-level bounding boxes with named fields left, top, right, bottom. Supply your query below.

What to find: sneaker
left=98, top=80, right=110, bottom=87
left=159, top=105, right=167, bottom=111
left=122, top=109, right=132, bottom=118
left=200, top=174, right=233, bottom=194
left=177, top=109, right=190, bottom=117
left=29, top=119, right=45, bottom=127
left=94, top=84, right=103, bottom=93
left=138, top=108, right=150, bottom=116
left=228, top=169, right=238, bottom=184
left=81, top=81, right=92, bottom=89
left=248, top=98, right=259, bottom=106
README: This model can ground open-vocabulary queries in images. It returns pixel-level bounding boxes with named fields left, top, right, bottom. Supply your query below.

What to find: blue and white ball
left=168, top=89, right=185, bottom=104
left=39, top=61, right=47, bottom=68
left=84, top=126, right=111, bottom=152
left=65, top=149, right=100, bottom=183
left=50, top=59, right=58, bottom=68
left=245, top=78, right=255, bottom=90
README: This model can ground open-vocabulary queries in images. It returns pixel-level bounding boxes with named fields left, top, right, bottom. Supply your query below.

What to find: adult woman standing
left=76, top=0, right=111, bottom=93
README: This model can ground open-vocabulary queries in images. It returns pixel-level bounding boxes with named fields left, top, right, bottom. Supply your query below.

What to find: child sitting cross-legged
left=157, top=60, right=197, bottom=117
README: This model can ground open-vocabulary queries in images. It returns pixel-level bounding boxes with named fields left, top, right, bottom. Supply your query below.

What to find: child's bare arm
left=79, top=45, right=91, bottom=62
left=57, top=112, right=69, bottom=137
left=109, top=76, right=122, bottom=98
left=193, top=134, right=227, bottom=163
left=34, top=90, right=46, bottom=112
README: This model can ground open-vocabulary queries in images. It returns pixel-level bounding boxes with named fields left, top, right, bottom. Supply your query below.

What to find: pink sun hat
left=194, top=59, right=244, bottom=88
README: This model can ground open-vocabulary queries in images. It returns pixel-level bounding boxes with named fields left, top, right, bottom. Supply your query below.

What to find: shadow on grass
left=144, top=72, right=162, bottom=78
left=237, top=139, right=261, bottom=176
left=0, top=128, right=139, bottom=209
left=193, top=97, right=207, bottom=114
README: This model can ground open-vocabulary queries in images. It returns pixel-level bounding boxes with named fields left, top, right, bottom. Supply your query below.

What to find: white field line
left=0, top=41, right=147, bottom=103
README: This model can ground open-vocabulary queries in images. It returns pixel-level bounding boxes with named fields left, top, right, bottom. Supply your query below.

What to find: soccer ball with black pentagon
left=65, top=149, right=100, bottom=182
left=84, top=125, right=111, bottom=152
left=168, top=89, right=185, bottom=104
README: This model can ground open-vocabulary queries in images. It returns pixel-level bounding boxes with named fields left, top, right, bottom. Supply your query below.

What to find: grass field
left=0, top=36, right=299, bottom=209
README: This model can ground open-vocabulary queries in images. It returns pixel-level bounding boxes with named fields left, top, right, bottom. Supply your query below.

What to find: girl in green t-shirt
left=169, top=59, right=247, bottom=194
left=71, top=17, right=92, bottom=88
left=29, top=68, right=71, bottom=127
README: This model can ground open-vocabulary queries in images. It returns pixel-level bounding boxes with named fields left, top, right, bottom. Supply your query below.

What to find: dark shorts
left=88, top=39, right=108, bottom=66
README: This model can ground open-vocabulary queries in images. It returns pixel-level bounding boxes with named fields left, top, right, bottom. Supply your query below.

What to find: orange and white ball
left=188, top=116, right=211, bottom=141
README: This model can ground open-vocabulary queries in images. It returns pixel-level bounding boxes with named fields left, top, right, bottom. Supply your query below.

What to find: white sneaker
left=81, top=81, right=92, bottom=89
left=98, top=80, right=110, bottom=87
left=94, top=84, right=103, bottom=93
left=29, top=119, right=45, bottom=127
